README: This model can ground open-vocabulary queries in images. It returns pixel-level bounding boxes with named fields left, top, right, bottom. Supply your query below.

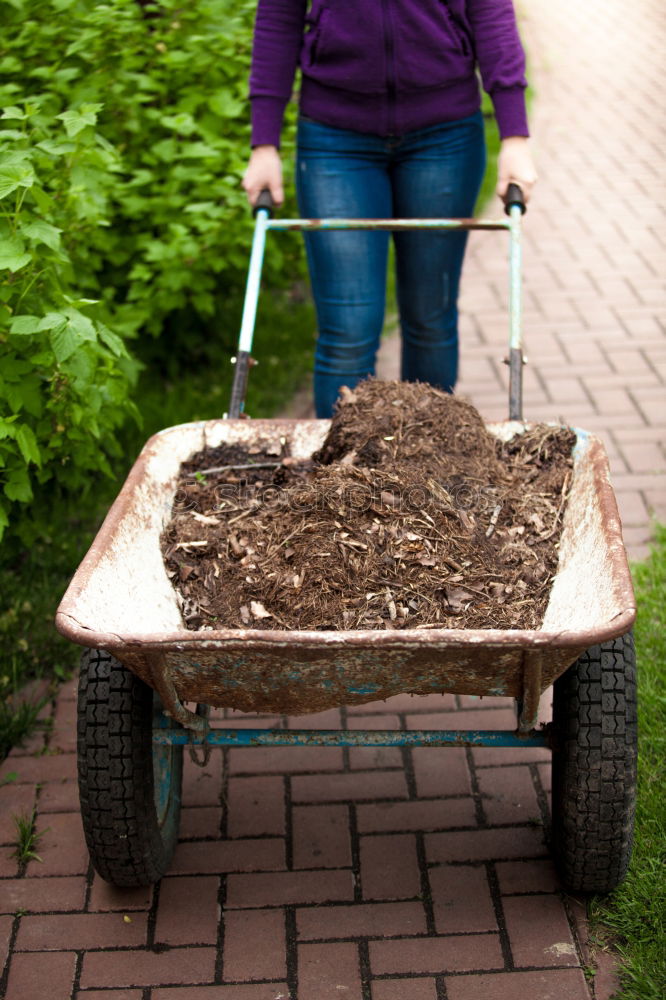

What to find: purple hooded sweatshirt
left=250, top=0, right=529, bottom=147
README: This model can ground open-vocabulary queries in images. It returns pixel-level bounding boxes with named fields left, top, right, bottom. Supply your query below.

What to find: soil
left=161, top=380, right=576, bottom=632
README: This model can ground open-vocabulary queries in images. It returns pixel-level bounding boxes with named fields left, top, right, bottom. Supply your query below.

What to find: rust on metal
left=518, top=649, right=543, bottom=734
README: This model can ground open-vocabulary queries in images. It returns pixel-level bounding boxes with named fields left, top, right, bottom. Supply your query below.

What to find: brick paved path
left=1, top=1, right=664, bottom=998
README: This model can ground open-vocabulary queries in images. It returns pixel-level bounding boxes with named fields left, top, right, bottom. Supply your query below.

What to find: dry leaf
left=250, top=601, right=272, bottom=619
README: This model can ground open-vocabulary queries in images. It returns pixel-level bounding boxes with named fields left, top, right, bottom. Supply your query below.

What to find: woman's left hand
left=496, top=136, right=538, bottom=205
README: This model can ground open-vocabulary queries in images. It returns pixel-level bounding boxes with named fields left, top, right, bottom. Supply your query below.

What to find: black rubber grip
left=253, top=188, right=274, bottom=217
left=228, top=350, right=252, bottom=418
left=504, top=183, right=526, bottom=215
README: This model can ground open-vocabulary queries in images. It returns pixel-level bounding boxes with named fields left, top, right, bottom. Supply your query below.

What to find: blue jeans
left=296, top=113, right=486, bottom=418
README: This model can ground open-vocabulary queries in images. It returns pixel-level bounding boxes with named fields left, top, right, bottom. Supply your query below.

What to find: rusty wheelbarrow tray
left=56, top=189, right=638, bottom=893
left=55, top=415, right=634, bottom=727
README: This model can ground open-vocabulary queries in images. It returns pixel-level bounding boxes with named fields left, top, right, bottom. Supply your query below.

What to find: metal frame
left=233, top=208, right=524, bottom=419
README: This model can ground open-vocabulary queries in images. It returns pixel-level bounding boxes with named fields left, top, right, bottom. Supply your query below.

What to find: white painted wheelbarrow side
left=55, top=418, right=636, bottom=725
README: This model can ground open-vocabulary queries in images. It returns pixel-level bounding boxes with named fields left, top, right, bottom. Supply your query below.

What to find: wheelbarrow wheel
left=551, top=631, right=637, bottom=893
left=77, top=647, right=183, bottom=886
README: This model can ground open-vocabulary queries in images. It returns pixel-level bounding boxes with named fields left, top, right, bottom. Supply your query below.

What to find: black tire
left=77, top=647, right=183, bottom=886
left=551, top=631, right=637, bottom=893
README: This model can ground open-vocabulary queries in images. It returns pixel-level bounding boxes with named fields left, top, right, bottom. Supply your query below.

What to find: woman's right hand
left=242, top=145, right=284, bottom=207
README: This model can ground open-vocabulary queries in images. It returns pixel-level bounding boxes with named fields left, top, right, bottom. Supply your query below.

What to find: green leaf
left=64, top=308, right=96, bottom=343
left=0, top=237, right=31, bottom=273
left=56, top=104, right=103, bottom=138
left=15, top=424, right=41, bottom=466
left=4, top=468, right=33, bottom=503
left=49, top=320, right=76, bottom=363
left=49, top=308, right=97, bottom=363
left=20, top=221, right=62, bottom=251
left=0, top=417, right=18, bottom=440
left=36, top=139, right=76, bottom=156
left=97, top=323, right=127, bottom=358
left=1, top=106, right=27, bottom=120
left=208, top=91, right=244, bottom=119
left=9, top=315, right=42, bottom=336
left=37, top=312, right=68, bottom=332
left=0, top=163, right=35, bottom=200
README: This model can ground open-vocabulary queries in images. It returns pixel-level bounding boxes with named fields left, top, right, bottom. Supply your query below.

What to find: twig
left=199, top=461, right=282, bottom=475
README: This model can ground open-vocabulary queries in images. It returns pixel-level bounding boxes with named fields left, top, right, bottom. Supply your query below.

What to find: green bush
left=0, top=0, right=305, bottom=542
left=0, top=99, right=141, bottom=540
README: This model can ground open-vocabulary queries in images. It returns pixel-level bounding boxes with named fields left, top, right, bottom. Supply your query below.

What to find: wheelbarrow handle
left=228, top=191, right=273, bottom=417
left=504, top=182, right=527, bottom=216
left=253, top=187, right=274, bottom=218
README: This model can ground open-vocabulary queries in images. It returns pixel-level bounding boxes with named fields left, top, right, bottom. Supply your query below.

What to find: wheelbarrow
left=56, top=186, right=637, bottom=893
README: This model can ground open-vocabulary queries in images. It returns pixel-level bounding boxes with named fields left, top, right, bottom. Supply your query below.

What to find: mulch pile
left=161, top=380, right=576, bottom=632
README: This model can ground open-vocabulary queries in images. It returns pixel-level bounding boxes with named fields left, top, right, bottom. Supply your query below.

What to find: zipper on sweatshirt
left=381, top=0, right=397, bottom=134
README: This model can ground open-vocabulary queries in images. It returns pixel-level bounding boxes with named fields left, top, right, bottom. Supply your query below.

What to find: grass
left=10, top=808, right=48, bottom=866
left=588, top=524, right=666, bottom=999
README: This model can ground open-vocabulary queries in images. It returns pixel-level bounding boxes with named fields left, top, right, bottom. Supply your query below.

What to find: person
left=243, top=0, right=537, bottom=418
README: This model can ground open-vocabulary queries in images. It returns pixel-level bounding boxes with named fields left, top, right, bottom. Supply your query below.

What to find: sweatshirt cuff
left=491, top=87, right=529, bottom=139
left=251, top=96, right=288, bottom=148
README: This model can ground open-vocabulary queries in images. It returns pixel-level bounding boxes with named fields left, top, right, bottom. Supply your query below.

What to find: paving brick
left=0, top=845, right=19, bottom=877
left=15, top=911, right=148, bottom=951
left=228, top=745, right=343, bottom=775
left=347, top=693, right=456, bottom=714
left=287, top=708, right=344, bottom=729
left=4, top=949, right=76, bottom=1000
left=179, top=807, right=223, bottom=840
left=74, top=991, right=143, bottom=1000
left=623, top=441, right=666, bottom=473
left=472, top=742, right=551, bottom=766
left=0, top=913, right=12, bottom=979
left=222, top=908, right=286, bottom=982
left=369, top=933, right=503, bottom=975
left=49, top=696, right=78, bottom=753
left=0, top=875, right=86, bottom=914
left=477, top=765, right=541, bottom=825
left=426, top=826, right=548, bottom=864
left=357, top=798, right=476, bottom=833
left=181, top=751, right=223, bottom=808
left=154, top=876, right=219, bottom=945
left=372, top=980, right=438, bottom=1000
left=226, top=869, right=354, bottom=908
left=37, top=777, right=80, bottom=813
left=405, top=708, right=517, bottom=732
left=412, top=747, right=471, bottom=797
left=503, top=895, right=579, bottom=967
left=430, top=865, right=497, bottom=934
left=496, top=859, right=560, bottom=894
left=227, top=775, right=285, bottom=837
left=297, top=901, right=427, bottom=941
left=445, top=969, right=591, bottom=1000
left=291, top=769, right=408, bottom=804
left=88, top=876, right=152, bottom=912
left=25, top=811, right=89, bottom=877
left=348, top=746, right=404, bottom=770
left=292, top=804, right=352, bottom=869
left=171, top=838, right=285, bottom=876
left=614, top=489, right=650, bottom=525
left=153, top=988, right=290, bottom=1000
left=80, top=947, right=217, bottom=989
left=360, top=834, right=421, bottom=900
left=0, top=751, right=77, bottom=785
left=298, top=941, right=363, bottom=1000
